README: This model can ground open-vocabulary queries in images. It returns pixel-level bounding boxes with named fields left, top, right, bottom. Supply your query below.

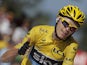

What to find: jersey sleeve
left=63, top=43, right=78, bottom=65
left=14, top=26, right=38, bottom=49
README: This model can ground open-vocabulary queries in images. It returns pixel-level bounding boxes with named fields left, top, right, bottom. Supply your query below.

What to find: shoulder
left=65, top=36, right=78, bottom=49
left=66, top=36, right=78, bottom=44
left=28, top=25, right=54, bottom=33
left=67, top=37, right=78, bottom=50
left=32, top=25, right=54, bottom=29
left=64, top=37, right=78, bottom=53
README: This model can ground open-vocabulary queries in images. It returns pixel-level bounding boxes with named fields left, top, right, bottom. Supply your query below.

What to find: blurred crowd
left=0, top=5, right=87, bottom=65
left=0, top=6, right=32, bottom=65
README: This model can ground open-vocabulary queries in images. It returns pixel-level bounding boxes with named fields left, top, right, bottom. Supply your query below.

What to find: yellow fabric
left=21, top=57, right=31, bottom=65
left=0, top=40, right=8, bottom=50
left=15, top=25, right=78, bottom=65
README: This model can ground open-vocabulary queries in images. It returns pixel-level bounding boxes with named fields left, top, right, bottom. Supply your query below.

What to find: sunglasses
left=60, top=18, right=78, bottom=32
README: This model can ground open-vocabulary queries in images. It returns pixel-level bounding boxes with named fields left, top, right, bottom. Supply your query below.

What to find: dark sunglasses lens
left=70, top=27, right=76, bottom=32
left=62, top=21, right=69, bottom=27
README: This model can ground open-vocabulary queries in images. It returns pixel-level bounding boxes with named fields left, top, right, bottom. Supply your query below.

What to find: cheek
left=66, top=32, right=73, bottom=37
left=56, top=22, right=64, bottom=32
left=56, top=24, right=62, bottom=35
left=69, top=31, right=74, bottom=35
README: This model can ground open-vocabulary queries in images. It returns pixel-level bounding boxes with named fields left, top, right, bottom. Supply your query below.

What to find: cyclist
left=1, top=5, right=85, bottom=65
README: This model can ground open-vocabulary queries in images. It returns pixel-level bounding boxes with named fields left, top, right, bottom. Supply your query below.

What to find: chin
left=60, top=37, right=66, bottom=40
left=59, top=35, right=67, bottom=40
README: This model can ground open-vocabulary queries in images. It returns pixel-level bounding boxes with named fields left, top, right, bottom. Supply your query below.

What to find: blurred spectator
left=12, top=18, right=31, bottom=44
left=0, top=34, right=20, bottom=65
left=0, top=34, right=8, bottom=50
left=74, top=50, right=87, bottom=65
left=0, top=7, right=15, bottom=42
left=0, top=34, right=11, bottom=65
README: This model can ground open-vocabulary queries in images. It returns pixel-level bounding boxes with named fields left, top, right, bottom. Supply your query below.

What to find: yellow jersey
left=15, top=25, right=78, bottom=65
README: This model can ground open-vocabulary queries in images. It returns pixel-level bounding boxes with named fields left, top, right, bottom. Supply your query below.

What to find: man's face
left=56, top=17, right=78, bottom=40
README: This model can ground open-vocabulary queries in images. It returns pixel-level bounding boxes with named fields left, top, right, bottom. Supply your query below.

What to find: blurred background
left=0, top=0, right=87, bottom=65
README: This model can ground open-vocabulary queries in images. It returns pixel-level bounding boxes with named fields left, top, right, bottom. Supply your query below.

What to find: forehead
left=62, top=17, right=78, bottom=27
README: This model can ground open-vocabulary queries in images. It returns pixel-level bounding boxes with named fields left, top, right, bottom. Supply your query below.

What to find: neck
left=52, top=31, right=69, bottom=41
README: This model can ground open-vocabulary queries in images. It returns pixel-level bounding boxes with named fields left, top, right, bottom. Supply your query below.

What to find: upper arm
left=63, top=43, right=78, bottom=65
